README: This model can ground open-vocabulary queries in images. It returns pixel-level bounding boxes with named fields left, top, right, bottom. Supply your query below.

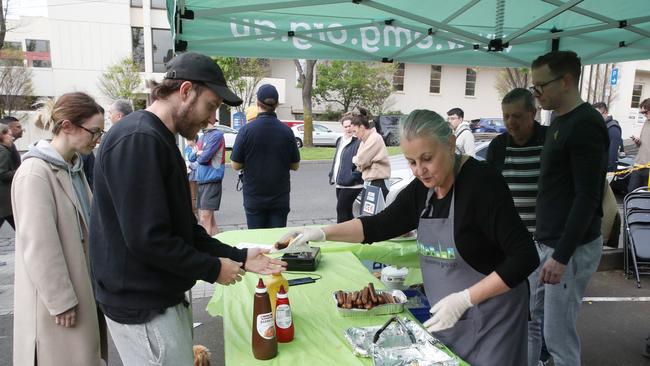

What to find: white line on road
left=582, top=297, right=650, bottom=302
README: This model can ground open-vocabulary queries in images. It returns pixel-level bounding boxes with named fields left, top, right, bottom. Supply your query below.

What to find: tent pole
left=543, top=0, right=650, bottom=39
left=503, top=0, right=583, bottom=44
left=509, top=15, right=650, bottom=45
left=361, top=1, right=489, bottom=45
left=194, top=0, right=348, bottom=18
left=582, top=35, right=648, bottom=61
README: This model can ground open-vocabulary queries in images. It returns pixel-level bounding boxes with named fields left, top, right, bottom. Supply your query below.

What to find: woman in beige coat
left=12, top=92, right=107, bottom=366
left=351, top=108, right=391, bottom=198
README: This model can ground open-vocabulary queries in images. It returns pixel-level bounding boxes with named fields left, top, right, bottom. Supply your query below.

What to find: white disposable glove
left=273, top=227, right=326, bottom=253
left=423, top=289, right=473, bottom=332
left=351, top=155, right=358, bottom=165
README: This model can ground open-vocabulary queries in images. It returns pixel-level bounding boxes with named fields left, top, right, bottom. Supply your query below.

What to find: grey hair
left=399, top=109, right=453, bottom=146
left=111, top=99, right=133, bottom=116
left=502, top=88, right=536, bottom=112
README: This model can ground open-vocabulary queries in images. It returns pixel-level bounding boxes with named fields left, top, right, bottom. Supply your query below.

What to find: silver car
left=291, top=123, right=343, bottom=147
left=214, top=124, right=237, bottom=149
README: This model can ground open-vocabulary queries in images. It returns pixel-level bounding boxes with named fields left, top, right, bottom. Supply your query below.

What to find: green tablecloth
left=208, top=229, right=468, bottom=365
left=216, top=227, right=424, bottom=284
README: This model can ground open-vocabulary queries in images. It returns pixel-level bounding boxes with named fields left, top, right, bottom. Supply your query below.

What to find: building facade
left=3, top=0, right=649, bottom=150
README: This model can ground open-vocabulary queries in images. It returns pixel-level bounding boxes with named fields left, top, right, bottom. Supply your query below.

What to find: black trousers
left=245, top=207, right=290, bottom=229
left=335, top=187, right=363, bottom=223
left=369, top=179, right=389, bottom=198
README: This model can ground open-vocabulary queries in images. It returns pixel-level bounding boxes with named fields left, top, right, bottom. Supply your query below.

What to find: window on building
left=25, top=39, right=51, bottom=68
left=152, top=28, right=173, bottom=73
left=131, top=27, right=145, bottom=72
left=429, top=65, right=442, bottom=94
left=393, top=63, right=405, bottom=91
left=151, top=0, right=166, bottom=9
left=130, top=0, right=142, bottom=7
left=465, top=68, right=477, bottom=96
left=631, top=83, right=644, bottom=108
left=0, top=41, right=24, bottom=66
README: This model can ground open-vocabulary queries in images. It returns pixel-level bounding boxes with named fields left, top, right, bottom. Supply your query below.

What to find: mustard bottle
left=266, top=273, right=289, bottom=315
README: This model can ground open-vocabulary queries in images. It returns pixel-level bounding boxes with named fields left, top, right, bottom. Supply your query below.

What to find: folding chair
left=623, top=187, right=650, bottom=288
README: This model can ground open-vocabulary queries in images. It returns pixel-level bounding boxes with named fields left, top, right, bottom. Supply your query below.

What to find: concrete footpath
left=2, top=220, right=650, bottom=365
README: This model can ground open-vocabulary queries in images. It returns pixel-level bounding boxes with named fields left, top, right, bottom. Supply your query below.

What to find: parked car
left=473, top=140, right=493, bottom=161
left=373, top=114, right=405, bottom=146
left=291, top=123, right=342, bottom=147
left=470, top=118, right=506, bottom=133
left=214, top=124, right=237, bottom=149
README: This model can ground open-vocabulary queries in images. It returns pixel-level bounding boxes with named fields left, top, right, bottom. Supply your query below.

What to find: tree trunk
left=592, top=64, right=600, bottom=104
left=294, top=59, right=317, bottom=147
left=601, top=63, right=610, bottom=104
left=0, top=0, right=6, bottom=50
left=587, top=65, right=594, bottom=102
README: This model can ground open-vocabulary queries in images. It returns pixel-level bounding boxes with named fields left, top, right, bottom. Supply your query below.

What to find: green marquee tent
left=168, top=0, right=650, bottom=67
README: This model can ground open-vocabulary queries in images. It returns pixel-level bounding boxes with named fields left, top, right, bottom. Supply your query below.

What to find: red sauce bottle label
left=275, top=304, right=292, bottom=329
left=256, top=312, right=275, bottom=339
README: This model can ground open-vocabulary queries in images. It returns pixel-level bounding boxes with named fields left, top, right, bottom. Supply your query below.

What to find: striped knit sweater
left=486, top=122, right=547, bottom=235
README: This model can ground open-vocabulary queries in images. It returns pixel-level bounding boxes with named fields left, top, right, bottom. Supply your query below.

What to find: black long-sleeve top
left=359, top=158, right=539, bottom=288
left=90, top=110, right=248, bottom=322
left=535, top=102, right=608, bottom=264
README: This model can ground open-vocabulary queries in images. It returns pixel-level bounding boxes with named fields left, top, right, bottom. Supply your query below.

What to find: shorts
left=197, top=181, right=222, bottom=210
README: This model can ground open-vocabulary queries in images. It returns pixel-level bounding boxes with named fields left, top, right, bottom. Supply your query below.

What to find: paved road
left=218, top=161, right=338, bottom=231
left=2, top=160, right=650, bottom=366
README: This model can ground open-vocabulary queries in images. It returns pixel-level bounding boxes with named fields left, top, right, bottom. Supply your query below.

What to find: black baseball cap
left=164, top=52, right=243, bottom=107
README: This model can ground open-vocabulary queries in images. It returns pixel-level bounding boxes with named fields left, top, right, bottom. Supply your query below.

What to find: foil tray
left=344, top=317, right=459, bottom=366
left=333, top=290, right=407, bottom=317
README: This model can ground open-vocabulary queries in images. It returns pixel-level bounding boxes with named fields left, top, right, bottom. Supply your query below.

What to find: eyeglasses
left=641, top=109, right=650, bottom=117
left=529, top=75, right=563, bottom=95
left=79, top=125, right=105, bottom=141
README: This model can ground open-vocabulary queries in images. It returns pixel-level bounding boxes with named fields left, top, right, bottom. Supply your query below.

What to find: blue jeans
left=528, top=237, right=603, bottom=366
left=105, top=302, right=193, bottom=366
left=245, top=207, right=290, bottom=229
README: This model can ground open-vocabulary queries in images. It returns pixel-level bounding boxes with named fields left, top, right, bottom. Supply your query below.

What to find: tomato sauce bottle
left=274, top=285, right=294, bottom=343
left=252, top=278, right=277, bottom=360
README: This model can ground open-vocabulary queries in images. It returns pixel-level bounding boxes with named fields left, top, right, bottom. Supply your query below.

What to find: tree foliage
left=0, top=49, right=33, bottom=116
left=495, top=67, right=530, bottom=98
left=213, top=57, right=268, bottom=112
left=98, top=57, right=142, bottom=101
left=313, top=61, right=395, bottom=115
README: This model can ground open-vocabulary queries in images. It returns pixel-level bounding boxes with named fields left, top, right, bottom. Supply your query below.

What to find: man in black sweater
left=527, top=51, right=608, bottom=366
left=89, top=52, right=285, bottom=365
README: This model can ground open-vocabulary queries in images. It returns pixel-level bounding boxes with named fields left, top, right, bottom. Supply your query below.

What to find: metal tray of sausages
left=333, top=290, right=407, bottom=317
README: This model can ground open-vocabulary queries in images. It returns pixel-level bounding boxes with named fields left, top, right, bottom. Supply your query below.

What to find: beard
left=172, top=93, right=204, bottom=140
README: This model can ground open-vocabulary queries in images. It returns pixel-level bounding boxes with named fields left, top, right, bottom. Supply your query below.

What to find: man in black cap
left=231, top=84, right=301, bottom=229
left=89, top=52, right=286, bottom=365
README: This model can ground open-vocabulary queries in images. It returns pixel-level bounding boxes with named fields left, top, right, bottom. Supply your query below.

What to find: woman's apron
left=417, top=161, right=528, bottom=366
